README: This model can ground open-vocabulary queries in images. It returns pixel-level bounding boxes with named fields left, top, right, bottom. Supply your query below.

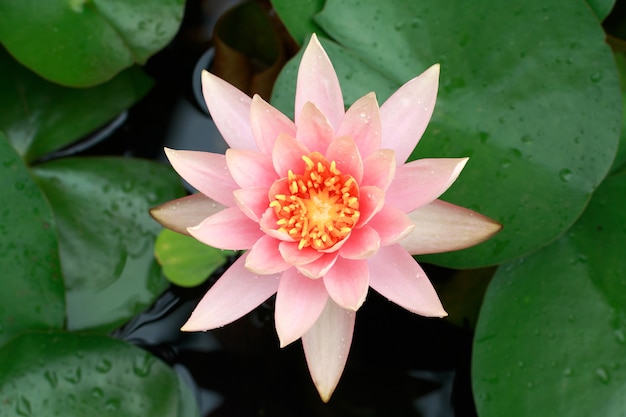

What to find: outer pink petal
left=201, top=70, right=256, bottom=151
left=150, top=193, right=225, bottom=236
left=275, top=268, right=329, bottom=347
left=357, top=185, right=385, bottom=226
left=361, top=149, right=396, bottom=191
left=250, top=94, right=296, bottom=154
left=336, top=92, right=382, bottom=158
left=296, top=252, right=339, bottom=279
left=272, top=134, right=309, bottom=177
left=325, top=135, right=363, bottom=183
left=368, top=244, right=446, bottom=317
left=295, top=102, right=335, bottom=154
left=379, top=64, right=440, bottom=164
left=226, top=148, right=277, bottom=189
left=400, top=200, right=502, bottom=254
left=181, top=256, right=280, bottom=331
left=188, top=207, right=263, bottom=250
left=279, top=241, right=323, bottom=265
left=233, top=187, right=269, bottom=222
left=338, top=225, right=380, bottom=260
left=386, top=158, right=468, bottom=213
left=164, top=148, right=238, bottom=207
left=367, top=205, right=415, bottom=246
left=323, top=257, right=369, bottom=310
left=296, top=34, right=344, bottom=131
left=245, top=235, right=292, bottom=274
left=302, top=300, right=355, bottom=402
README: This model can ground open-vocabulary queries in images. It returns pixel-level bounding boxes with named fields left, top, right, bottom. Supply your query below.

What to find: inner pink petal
left=260, top=207, right=295, bottom=242
left=325, top=135, right=363, bottom=183
left=181, top=255, right=280, bottom=331
left=296, top=252, right=339, bottom=279
left=275, top=268, right=329, bottom=347
left=233, top=187, right=269, bottom=222
left=356, top=185, right=385, bottom=226
left=295, top=102, right=335, bottom=154
left=250, top=94, right=296, bottom=154
left=338, top=225, right=380, bottom=260
left=367, top=205, right=415, bottom=246
left=362, top=149, right=396, bottom=191
left=245, top=235, right=291, bottom=274
left=272, top=134, right=310, bottom=177
left=226, top=148, right=277, bottom=189
left=188, top=207, right=263, bottom=250
left=279, top=241, right=324, bottom=265
left=323, top=257, right=369, bottom=311
left=336, top=92, right=382, bottom=158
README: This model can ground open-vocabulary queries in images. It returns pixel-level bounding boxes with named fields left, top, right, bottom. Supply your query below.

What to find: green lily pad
left=155, top=229, right=234, bottom=288
left=0, top=47, right=152, bottom=164
left=32, top=157, right=184, bottom=332
left=0, top=134, right=64, bottom=347
left=0, top=0, right=184, bottom=87
left=586, top=0, right=616, bottom=20
left=269, top=0, right=327, bottom=44
left=272, top=0, right=621, bottom=268
left=611, top=52, right=626, bottom=175
left=473, top=172, right=626, bottom=417
left=0, top=332, right=181, bottom=417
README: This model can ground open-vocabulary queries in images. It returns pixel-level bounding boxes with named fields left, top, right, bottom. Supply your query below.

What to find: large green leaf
left=0, top=332, right=180, bottom=417
left=32, top=157, right=184, bottom=332
left=0, top=0, right=184, bottom=87
left=586, top=0, right=616, bottom=20
left=0, top=47, right=152, bottom=164
left=272, top=0, right=621, bottom=267
left=269, top=0, right=327, bottom=44
left=0, top=134, right=64, bottom=347
left=473, top=172, right=626, bottom=417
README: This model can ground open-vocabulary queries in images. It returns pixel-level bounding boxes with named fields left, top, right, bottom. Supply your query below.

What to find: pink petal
left=150, top=193, right=225, bottom=236
left=164, top=148, right=238, bottom=207
left=233, top=187, right=269, bottom=222
left=201, top=70, right=256, bottom=151
left=181, top=256, right=280, bottom=331
left=379, top=64, right=440, bottom=164
left=367, top=205, right=415, bottom=246
left=250, top=94, right=296, bottom=154
left=325, top=135, right=363, bottom=183
left=357, top=185, right=385, bottom=226
left=245, top=235, right=292, bottom=274
left=272, top=134, right=309, bottom=177
left=400, top=199, right=502, bottom=254
left=275, top=268, right=329, bottom=347
left=188, top=207, right=263, bottom=250
left=260, top=207, right=294, bottom=242
left=386, top=158, right=468, bottom=212
left=295, top=102, right=335, bottom=154
left=302, top=300, right=355, bottom=402
left=226, top=148, right=277, bottom=189
left=296, top=252, right=338, bottom=279
left=295, top=34, right=345, bottom=131
left=338, top=225, right=380, bottom=260
left=368, top=244, right=446, bottom=317
left=323, top=257, right=369, bottom=310
left=361, top=149, right=396, bottom=191
left=336, top=92, right=382, bottom=158
left=279, top=241, right=324, bottom=265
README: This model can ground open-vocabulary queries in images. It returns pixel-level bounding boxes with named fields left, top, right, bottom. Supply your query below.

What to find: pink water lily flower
left=151, top=34, right=501, bottom=401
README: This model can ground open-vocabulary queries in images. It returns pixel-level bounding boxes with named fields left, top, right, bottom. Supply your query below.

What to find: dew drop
left=563, top=367, right=573, bottom=376
left=559, top=169, right=572, bottom=182
left=16, top=396, right=32, bottom=417
left=91, top=387, right=104, bottom=399
left=95, top=358, right=112, bottom=373
left=589, top=72, right=602, bottom=83
left=104, top=398, right=121, bottom=412
left=595, top=367, right=610, bottom=384
left=44, top=370, right=58, bottom=388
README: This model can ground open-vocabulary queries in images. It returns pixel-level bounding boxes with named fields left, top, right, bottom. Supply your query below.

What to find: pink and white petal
left=357, top=185, right=385, bottom=226
left=260, top=207, right=295, bottom=242
left=181, top=256, right=280, bottom=331
left=279, top=241, right=324, bottom=265
left=226, top=148, right=277, bottom=189
left=367, top=205, right=415, bottom=246
left=295, top=102, right=335, bottom=154
left=323, top=257, right=369, bottom=310
left=245, top=235, right=292, bottom=274
left=233, top=187, right=269, bottom=222
left=164, top=148, right=238, bottom=207
left=250, top=94, right=296, bottom=154
left=272, top=134, right=309, bottom=177
left=339, top=225, right=380, bottom=260
left=150, top=193, right=225, bottom=236
left=296, top=34, right=344, bottom=131
left=296, top=252, right=339, bottom=279
left=386, top=157, right=468, bottom=213
left=379, top=64, right=440, bottom=164
left=302, top=299, right=355, bottom=402
left=400, top=199, right=502, bottom=255
left=368, top=244, right=447, bottom=317
left=325, top=135, right=363, bottom=183
left=275, top=268, right=329, bottom=347
left=336, top=92, right=382, bottom=158
left=201, top=70, right=256, bottom=151
left=188, top=207, right=263, bottom=250
left=361, top=149, right=396, bottom=191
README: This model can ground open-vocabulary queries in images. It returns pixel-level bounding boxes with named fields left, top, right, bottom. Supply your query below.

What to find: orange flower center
left=269, top=152, right=360, bottom=250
